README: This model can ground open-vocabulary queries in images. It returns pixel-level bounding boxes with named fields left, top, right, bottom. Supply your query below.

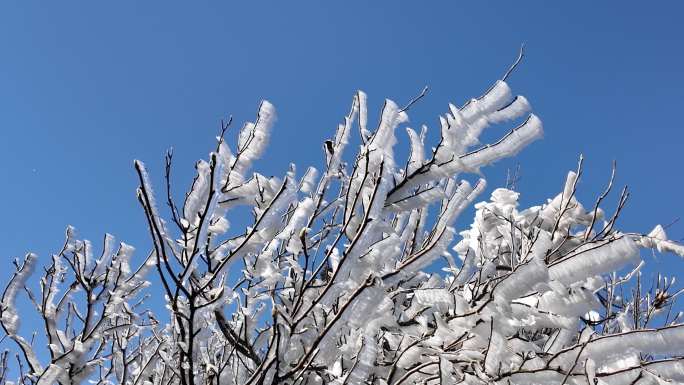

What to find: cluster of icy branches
left=2, top=67, right=684, bottom=385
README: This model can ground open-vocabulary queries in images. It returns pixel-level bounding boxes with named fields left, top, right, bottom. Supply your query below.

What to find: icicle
left=406, top=127, right=425, bottom=175
left=358, top=90, right=370, bottom=141
left=635, top=224, right=684, bottom=257
left=230, top=101, right=277, bottom=184
left=548, top=236, right=639, bottom=285
left=458, top=114, right=543, bottom=172
left=1, top=253, right=37, bottom=334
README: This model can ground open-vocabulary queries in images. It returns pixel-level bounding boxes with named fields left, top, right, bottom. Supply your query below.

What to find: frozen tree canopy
left=2, top=60, right=683, bottom=385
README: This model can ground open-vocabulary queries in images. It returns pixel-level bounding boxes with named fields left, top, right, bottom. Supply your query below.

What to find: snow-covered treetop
left=2, top=55, right=683, bottom=385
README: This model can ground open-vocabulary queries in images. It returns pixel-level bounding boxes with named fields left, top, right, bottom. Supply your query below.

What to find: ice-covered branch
left=4, top=64, right=683, bottom=385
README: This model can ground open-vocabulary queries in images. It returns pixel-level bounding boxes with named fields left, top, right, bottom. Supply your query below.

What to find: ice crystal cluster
left=2, top=68, right=683, bottom=385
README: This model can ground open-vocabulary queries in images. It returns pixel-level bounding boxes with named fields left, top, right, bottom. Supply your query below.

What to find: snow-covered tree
left=2, top=56, right=684, bottom=385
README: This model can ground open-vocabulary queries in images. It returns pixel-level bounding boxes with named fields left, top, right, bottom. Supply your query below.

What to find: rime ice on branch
left=2, top=67, right=684, bottom=385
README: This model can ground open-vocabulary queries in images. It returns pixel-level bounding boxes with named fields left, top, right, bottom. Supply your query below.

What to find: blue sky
left=0, top=1, right=683, bottom=321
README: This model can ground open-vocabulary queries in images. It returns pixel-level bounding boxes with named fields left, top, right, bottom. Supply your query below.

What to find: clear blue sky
left=1, top=2, right=682, bottom=304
